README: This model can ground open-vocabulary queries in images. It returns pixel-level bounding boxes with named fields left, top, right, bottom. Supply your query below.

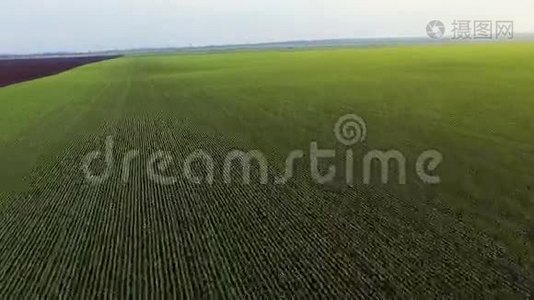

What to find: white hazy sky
left=2, top=0, right=534, bottom=54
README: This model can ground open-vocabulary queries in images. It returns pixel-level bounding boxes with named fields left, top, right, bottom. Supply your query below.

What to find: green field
left=0, top=43, right=533, bottom=296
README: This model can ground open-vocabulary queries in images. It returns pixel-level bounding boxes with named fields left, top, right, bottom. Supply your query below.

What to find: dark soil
left=0, top=56, right=120, bottom=87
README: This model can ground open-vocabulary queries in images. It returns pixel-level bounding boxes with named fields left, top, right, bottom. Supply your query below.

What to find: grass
left=0, top=43, right=533, bottom=296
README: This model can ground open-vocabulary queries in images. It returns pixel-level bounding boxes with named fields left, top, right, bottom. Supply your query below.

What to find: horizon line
left=2, top=33, right=534, bottom=57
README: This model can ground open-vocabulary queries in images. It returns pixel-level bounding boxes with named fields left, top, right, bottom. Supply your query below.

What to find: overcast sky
left=2, top=0, right=534, bottom=54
